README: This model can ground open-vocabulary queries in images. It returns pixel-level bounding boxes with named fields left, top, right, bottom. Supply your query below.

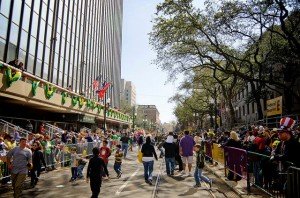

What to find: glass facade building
left=0, top=0, right=123, bottom=108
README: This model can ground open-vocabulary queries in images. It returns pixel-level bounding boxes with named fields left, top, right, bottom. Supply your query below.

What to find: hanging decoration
left=91, top=101, right=97, bottom=110
left=61, top=92, right=68, bottom=104
left=31, top=81, right=40, bottom=96
left=97, top=105, right=102, bottom=113
left=78, top=97, right=85, bottom=108
left=72, top=96, right=78, bottom=106
left=5, top=68, right=22, bottom=87
left=86, top=100, right=92, bottom=108
left=0, top=63, right=3, bottom=69
left=44, top=84, right=56, bottom=99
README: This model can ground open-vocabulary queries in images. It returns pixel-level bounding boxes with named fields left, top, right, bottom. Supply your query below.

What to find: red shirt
left=99, top=146, right=111, bottom=164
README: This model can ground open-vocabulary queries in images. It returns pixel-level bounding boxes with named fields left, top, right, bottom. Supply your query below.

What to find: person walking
left=141, top=136, right=158, bottom=185
left=179, top=131, right=195, bottom=176
left=163, top=134, right=176, bottom=176
left=173, top=134, right=183, bottom=172
left=120, top=133, right=130, bottom=159
left=30, top=141, right=46, bottom=187
left=86, top=147, right=109, bottom=198
left=6, top=138, right=32, bottom=198
left=194, top=144, right=212, bottom=188
left=114, top=144, right=123, bottom=178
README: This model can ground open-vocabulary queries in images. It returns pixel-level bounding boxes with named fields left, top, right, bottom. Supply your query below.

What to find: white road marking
left=115, top=167, right=140, bottom=196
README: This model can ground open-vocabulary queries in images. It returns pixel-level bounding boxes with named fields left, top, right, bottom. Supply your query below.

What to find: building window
left=0, top=14, right=9, bottom=39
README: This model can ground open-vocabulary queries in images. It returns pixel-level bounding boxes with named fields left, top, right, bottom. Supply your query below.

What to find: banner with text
left=266, top=96, right=282, bottom=117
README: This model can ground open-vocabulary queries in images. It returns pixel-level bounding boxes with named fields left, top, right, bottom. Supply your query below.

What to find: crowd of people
left=1, top=116, right=300, bottom=197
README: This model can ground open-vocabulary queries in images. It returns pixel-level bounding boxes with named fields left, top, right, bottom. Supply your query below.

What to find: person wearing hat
left=163, top=134, right=176, bottom=176
left=272, top=117, right=300, bottom=169
left=272, top=128, right=300, bottom=168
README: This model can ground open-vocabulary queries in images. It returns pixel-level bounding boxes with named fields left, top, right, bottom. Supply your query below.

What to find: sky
left=121, top=0, right=178, bottom=123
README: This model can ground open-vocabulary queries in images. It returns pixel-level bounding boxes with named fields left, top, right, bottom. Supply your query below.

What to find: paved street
left=0, top=147, right=239, bottom=198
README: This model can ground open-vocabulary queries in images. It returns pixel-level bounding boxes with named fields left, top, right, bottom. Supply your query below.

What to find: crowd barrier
left=203, top=142, right=297, bottom=198
left=0, top=141, right=101, bottom=183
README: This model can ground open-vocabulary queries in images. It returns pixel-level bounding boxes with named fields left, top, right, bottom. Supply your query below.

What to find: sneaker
left=180, top=171, right=186, bottom=175
left=148, top=180, right=153, bottom=185
left=194, top=184, right=201, bottom=188
left=117, top=172, right=122, bottom=178
left=209, top=180, right=212, bottom=188
left=187, top=172, right=192, bottom=177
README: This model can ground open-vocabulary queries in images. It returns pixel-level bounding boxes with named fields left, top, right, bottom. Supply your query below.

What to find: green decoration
left=5, top=68, right=22, bottom=87
left=97, top=105, right=102, bottom=113
left=91, top=101, right=97, bottom=110
left=78, top=97, right=85, bottom=108
left=31, top=81, right=40, bottom=96
left=72, top=96, right=78, bottom=106
left=0, top=63, right=3, bottom=69
left=61, top=92, right=68, bottom=104
left=86, top=100, right=92, bottom=108
left=44, top=84, right=56, bottom=99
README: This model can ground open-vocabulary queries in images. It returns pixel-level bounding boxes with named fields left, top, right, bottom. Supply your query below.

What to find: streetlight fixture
left=132, top=106, right=137, bottom=132
left=103, top=97, right=110, bottom=134
left=143, top=115, right=147, bottom=130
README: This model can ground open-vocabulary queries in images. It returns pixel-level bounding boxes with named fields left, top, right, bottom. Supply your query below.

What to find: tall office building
left=121, top=79, right=136, bottom=106
left=0, top=0, right=123, bottom=108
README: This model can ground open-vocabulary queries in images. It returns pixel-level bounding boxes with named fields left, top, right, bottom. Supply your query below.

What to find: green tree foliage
left=150, top=0, right=300, bottom=120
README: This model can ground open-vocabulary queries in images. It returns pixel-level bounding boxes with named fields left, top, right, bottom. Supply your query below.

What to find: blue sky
left=121, top=0, right=178, bottom=123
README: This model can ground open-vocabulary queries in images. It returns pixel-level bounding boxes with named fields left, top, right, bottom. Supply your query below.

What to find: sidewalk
left=205, top=162, right=269, bottom=198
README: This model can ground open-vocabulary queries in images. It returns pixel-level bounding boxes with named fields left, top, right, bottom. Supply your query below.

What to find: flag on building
left=96, top=82, right=111, bottom=99
left=92, top=80, right=99, bottom=90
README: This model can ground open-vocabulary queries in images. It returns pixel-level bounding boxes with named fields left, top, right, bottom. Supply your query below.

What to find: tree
left=150, top=0, right=300, bottom=120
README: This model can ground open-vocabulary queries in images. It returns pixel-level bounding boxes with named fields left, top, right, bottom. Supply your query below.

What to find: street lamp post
left=103, top=97, right=110, bottom=134
left=132, top=106, right=137, bottom=132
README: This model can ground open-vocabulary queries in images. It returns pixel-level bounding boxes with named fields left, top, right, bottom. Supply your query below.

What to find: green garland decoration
left=44, top=84, right=56, bottom=99
left=91, top=101, right=97, bottom=110
left=86, top=100, right=92, bottom=108
left=78, top=97, right=85, bottom=108
left=61, top=92, right=68, bottom=104
left=5, top=68, right=22, bottom=87
left=0, top=63, right=3, bottom=69
left=72, top=96, right=78, bottom=106
left=97, top=105, right=102, bottom=113
left=31, top=81, right=40, bottom=96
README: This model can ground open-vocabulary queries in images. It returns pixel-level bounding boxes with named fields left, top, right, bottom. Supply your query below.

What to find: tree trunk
left=250, top=82, right=264, bottom=120
left=228, top=101, right=236, bottom=128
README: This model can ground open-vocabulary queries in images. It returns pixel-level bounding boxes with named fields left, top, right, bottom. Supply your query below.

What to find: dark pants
left=30, top=167, right=42, bottom=186
left=90, top=178, right=101, bottom=198
left=175, top=155, right=183, bottom=171
left=71, top=167, right=77, bottom=180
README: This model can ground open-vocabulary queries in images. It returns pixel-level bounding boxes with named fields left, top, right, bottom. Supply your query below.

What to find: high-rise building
left=0, top=0, right=130, bottom=127
left=121, top=79, right=136, bottom=106
left=0, top=0, right=122, bottom=108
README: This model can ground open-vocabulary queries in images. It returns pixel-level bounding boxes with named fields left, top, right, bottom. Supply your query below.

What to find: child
left=194, top=144, right=212, bottom=188
left=70, top=147, right=80, bottom=182
left=114, top=144, right=123, bottom=178
left=99, top=140, right=111, bottom=177
left=77, top=158, right=87, bottom=179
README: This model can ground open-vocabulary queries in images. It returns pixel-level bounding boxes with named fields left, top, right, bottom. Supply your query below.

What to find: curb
left=205, top=164, right=245, bottom=198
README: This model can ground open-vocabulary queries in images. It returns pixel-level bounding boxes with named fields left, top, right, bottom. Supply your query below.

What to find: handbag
left=137, top=150, right=143, bottom=163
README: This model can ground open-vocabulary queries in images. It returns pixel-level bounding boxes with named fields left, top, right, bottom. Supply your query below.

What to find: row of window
left=0, top=0, right=122, bottom=107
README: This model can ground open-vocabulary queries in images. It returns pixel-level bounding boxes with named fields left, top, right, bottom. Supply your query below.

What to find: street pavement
left=0, top=146, right=240, bottom=198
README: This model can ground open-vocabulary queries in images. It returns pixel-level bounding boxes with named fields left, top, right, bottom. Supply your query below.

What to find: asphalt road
left=0, top=146, right=239, bottom=198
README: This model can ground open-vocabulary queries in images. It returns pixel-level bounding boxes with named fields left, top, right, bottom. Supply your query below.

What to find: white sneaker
left=180, top=171, right=186, bottom=175
left=187, top=172, right=192, bottom=177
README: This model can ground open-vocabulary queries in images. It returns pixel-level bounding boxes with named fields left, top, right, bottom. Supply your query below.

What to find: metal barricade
left=44, top=123, right=64, bottom=139
left=224, top=146, right=249, bottom=191
left=0, top=119, right=30, bottom=139
left=287, top=166, right=300, bottom=198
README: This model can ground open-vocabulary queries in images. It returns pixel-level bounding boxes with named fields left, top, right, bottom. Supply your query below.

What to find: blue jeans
left=114, top=162, right=122, bottom=174
left=122, top=143, right=129, bottom=158
left=143, top=161, right=154, bottom=181
left=77, top=165, right=85, bottom=178
left=194, top=167, right=211, bottom=185
left=165, top=157, right=175, bottom=175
